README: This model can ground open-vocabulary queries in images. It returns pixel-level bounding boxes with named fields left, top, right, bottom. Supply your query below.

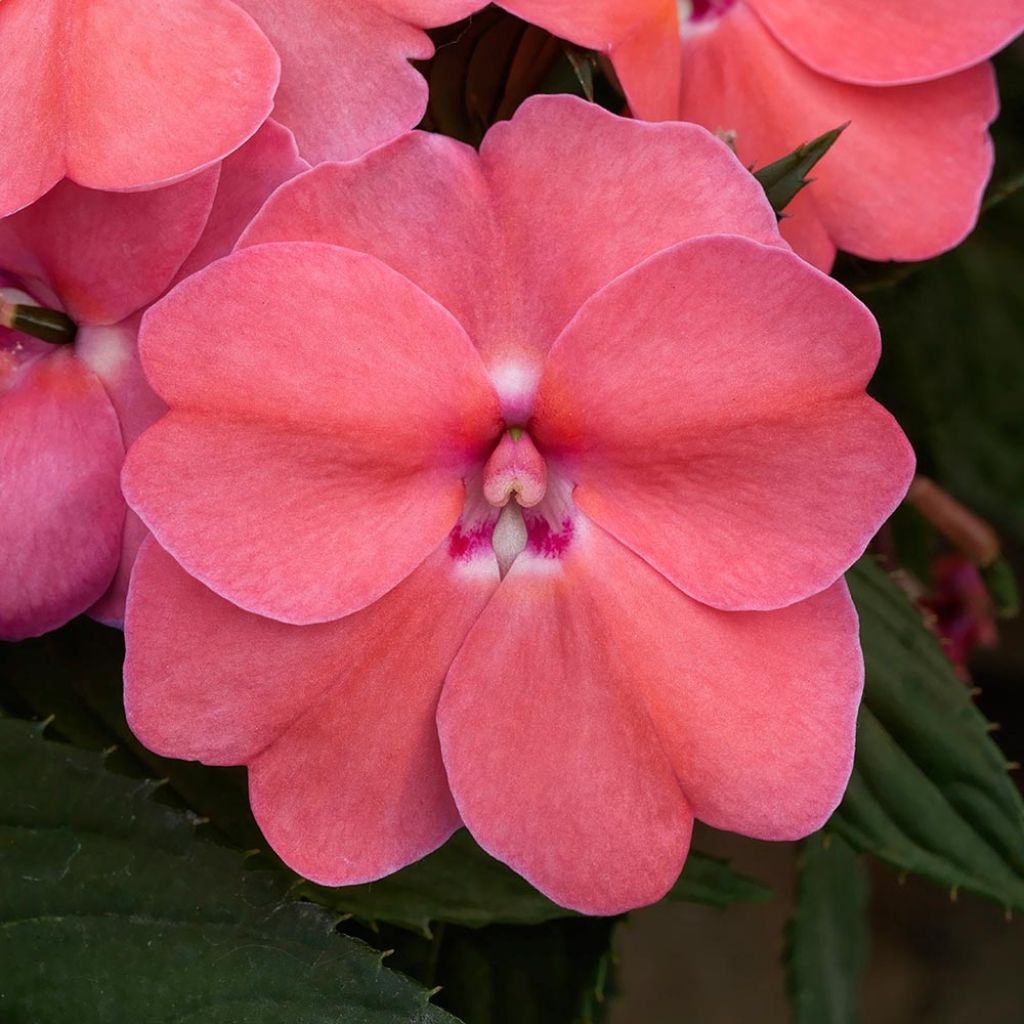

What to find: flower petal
left=232, top=0, right=477, bottom=164
left=0, top=171, right=219, bottom=326
left=0, top=0, right=280, bottom=216
left=174, top=120, right=309, bottom=284
left=438, top=520, right=694, bottom=915
left=678, top=4, right=998, bottom=264
left=480, top=96, right=785, bottom=362
left=534, top=236, right=914, bottom=611
left=747, top=0, right=1024, bottom=85
left=125, top=537, right=496, bottom=883
left=0, top=351, right=124, bottom=639
left=124, top=242, right=501, bottom=624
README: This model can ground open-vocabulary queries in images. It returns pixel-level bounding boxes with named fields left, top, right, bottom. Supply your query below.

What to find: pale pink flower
left=0, top=123, right=306, bottom=640
left=123, top=97, right=914, bottom=914
left=0, top=0, right=280, bottom=217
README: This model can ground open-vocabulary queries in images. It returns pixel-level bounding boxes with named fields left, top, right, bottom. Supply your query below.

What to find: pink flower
left=0, top=122, right=307, bottom=640
left=0, top=0, right=280, bottom=217
left=227, top=0, right=484, bottom=164
left=122, top=97, right=914, bottom=914
left=490, top=0, right=1023, bottom=269
left=676, top=0, right=1022, bottom=269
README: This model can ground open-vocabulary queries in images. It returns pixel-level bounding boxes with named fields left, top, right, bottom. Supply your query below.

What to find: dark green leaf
left=357, top=917, right=617, bottom=1024
left=785, top=834, right=868, bottom=1024
left=865, top=190, right=1024, bottom=545
left=834, top=559, right=1024, bottom=910
left=304, top=831, right=771, bottom=935
left=0, top=716, right=458, bottom=1024
left=753, top=125, right=845, bottom=216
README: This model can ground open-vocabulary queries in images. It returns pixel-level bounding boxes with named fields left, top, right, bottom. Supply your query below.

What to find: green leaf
left=864, top=192, right=1024, bottom=545
left=359, top=917, right=618, bottom=1024
left=304, top=830, right=771, bottom=935
left=752, top=125, right=845, bottom=216
left=0, top=716, right=459, bottom=1024
left=785, top=834, right=868, bottom=1024
left=834, top=559, right=1024, bottom=910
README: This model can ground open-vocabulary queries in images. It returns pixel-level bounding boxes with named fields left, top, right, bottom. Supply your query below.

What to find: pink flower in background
left=489, top=0, right=1023, bottom=269
left=0, top=123, right=307, bottom=640
left=0, top=0, right=280, bottom=217
left=122, top=97, right=914, bottom=914
left=229, top=0, right=485, bottom=164
left=676, top=0, right=1024, bottom=269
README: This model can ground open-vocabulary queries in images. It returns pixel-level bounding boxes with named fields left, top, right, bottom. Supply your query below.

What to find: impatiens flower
left=0, top=0, right=280, bottom=217
left=0, top=122, right=306, bottom=640
left=122, top=97, right=914, bottom=914
left=675, top=0, right=1022, bottom=268
left=478, top=0, right=1023, bottom=269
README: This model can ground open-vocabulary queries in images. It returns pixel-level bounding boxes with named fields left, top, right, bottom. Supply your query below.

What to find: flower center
left=449, top=426, right=576, bottom=579
left=678, top=0, right=737, bottom=25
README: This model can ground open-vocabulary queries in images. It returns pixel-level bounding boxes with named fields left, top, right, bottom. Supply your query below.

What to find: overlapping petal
left=0, top=172, right=219, bottom=326
left=678, top=3, right=999, bottom=266
left=747, top=0, right=1024, bottom=84
left=127, top=537, right=497, bottom=883
left=0, top=0, right=279, bottom=217
left=124, top=242, right=502, bottom=624
left=243, top=97, right=784, bottom=370
left=0, top=352, right=124, bottom=639
left=232, top=0, right=480, bottom=165
left=534, top=236, right=914, bottom=610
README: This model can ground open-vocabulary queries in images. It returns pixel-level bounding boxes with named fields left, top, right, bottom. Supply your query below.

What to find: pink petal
left=747, top=0, right=1024, bottom=85
left=123, top=243, right=501, bottom=624
left=497, top=0, right=681, bottom=118
left=678, top=3, right=998, bottom=264
left=242, top=96, right=783, bottom=370
left=174, top=120, right=309, bottom=284
left=534, top=236, right=915, bottom=611
left=438, top=524, right=694, bottom=916
left=0, top=351, right=124, bottom=639
left=231, top=0, right=478, bottom=164
left=0, top=171, right=219, bottom=326
left=76, top=319, right=165, bottom=626
left=125, top=537, right=496, bottom=883
left=480, top=96, right=784, bottom=363
left=0, top=0, right=280, bottom=217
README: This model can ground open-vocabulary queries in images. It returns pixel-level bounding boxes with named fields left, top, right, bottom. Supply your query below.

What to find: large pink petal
left=124, top=243, right=501, bottom=624
left=0, top=172, right=219, bottom=327
left=747, top=0, right=1024, bottom=85
left=232, top=0, right=477, bottom=164
left=479, top=96, right=785, bottom=364
left=0, top=0, right=280, bottom=215
left=678, top=4, right=998, bottom=264
left=497, top=0, right=681, bottom=119
left=534, top=236, right=915, bottom=611
left=0, top=351, right=124, bottom=639
left=174, top=120, right=309, bottom=284
left=126, top=538, right=496, bottom=883
left=438, top=524, right=694, bottom=916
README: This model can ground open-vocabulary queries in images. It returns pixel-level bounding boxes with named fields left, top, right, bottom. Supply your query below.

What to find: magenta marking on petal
left=448, top=519, right=496, bottom=562
left=524, top=515, right=574, bottom=560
